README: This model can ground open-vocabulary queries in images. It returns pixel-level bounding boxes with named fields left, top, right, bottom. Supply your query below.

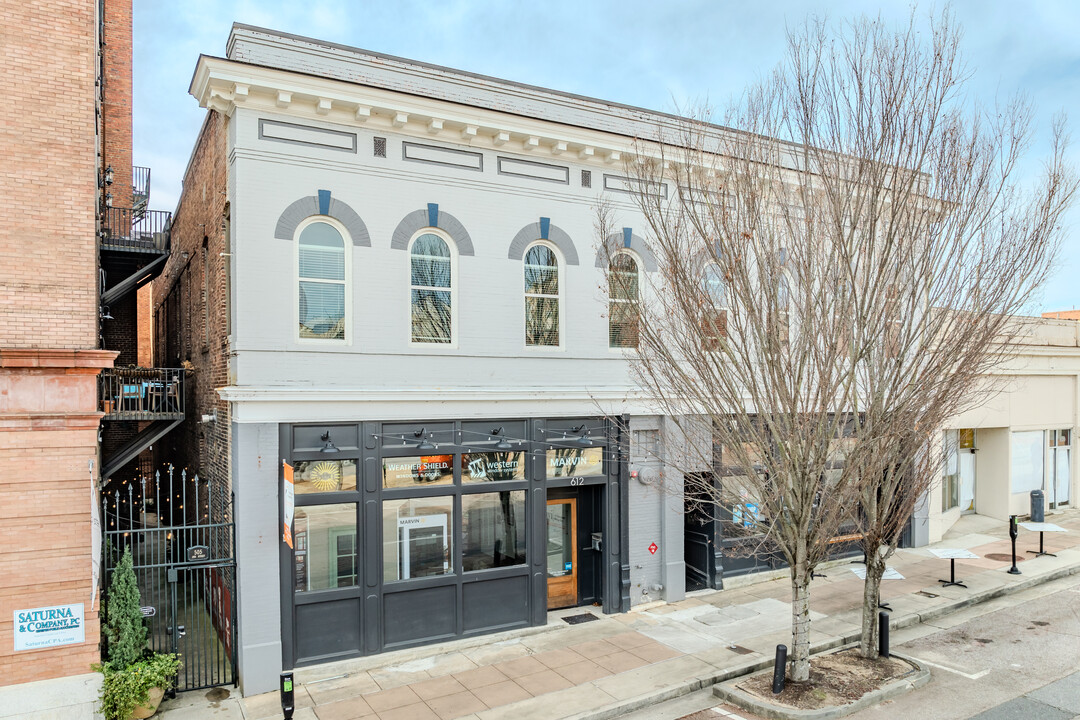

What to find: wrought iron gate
left=102, top=466, right=237, bottom=691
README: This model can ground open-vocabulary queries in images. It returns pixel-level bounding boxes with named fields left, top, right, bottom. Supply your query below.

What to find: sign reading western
left=13, top=603, right=85, bottom=652
left=463, top=452, right=525, bottom=482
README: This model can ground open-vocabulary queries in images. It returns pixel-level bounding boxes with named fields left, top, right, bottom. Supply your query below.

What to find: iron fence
left=102, top=466, right=236, bottom=692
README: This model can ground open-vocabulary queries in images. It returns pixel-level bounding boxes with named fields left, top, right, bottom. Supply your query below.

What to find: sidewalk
left=157, top=510, right=1080, bottom=720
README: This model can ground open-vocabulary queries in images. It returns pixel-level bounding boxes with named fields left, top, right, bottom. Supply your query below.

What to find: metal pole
left=772, top=644, right=787, bottom=694
left=878, top=610, right=890, bottom=658
left=1008, top=515, right=1022, bottom=575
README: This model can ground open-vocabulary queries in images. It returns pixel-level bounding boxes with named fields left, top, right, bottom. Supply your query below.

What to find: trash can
left=1030, top=489, right=1045, bottom=523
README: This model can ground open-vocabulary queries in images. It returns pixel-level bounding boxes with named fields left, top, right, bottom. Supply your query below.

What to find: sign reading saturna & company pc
left=13, top=603, right=85, bottom=652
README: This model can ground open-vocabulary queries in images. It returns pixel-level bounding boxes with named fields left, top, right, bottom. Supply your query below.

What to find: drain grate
left=728, top=644, right=754, bottom=655
left=562, top=613, right=599, bottom=625
left=916, top=591, right=939, bottom=598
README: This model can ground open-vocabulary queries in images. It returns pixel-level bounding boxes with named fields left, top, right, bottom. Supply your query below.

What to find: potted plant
left=95, top=547, right=181, bottom=720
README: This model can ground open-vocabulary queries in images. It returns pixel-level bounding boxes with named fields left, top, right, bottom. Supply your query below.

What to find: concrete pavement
left=155, top=510, right=1080, bottom=720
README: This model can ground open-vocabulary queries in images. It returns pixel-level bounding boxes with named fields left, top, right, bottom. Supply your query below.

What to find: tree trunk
left=859, top=547, right=886, bottom=658
left=791, top=566, right=812, bottom=681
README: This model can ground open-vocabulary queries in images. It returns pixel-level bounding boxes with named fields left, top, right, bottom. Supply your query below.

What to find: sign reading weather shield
left=13, top=603, right=84, bottom=651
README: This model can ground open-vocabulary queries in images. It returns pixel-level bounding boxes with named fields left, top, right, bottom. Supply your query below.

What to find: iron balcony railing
left=100, top=207, right=171, bottom=252
left=132, top=166, right=151, bottom=215
left=100, top=367, right=185, bottom=420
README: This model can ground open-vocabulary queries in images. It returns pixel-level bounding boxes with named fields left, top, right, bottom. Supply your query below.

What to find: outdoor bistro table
left=850, top=565, right=904, bottom=611
left=929, top=548, right=979, bottom=588
left=1019, top=522, right=1067, bottom=558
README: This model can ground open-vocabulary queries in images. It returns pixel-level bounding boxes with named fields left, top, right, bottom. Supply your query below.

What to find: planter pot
left=129, top=687, right=165, bottom=720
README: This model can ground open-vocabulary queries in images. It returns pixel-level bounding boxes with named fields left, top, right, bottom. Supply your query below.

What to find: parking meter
left=280, top=671, right=294, bottom=719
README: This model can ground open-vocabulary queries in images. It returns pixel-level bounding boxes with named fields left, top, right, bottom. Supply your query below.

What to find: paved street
left=847, top=572, right=1080, bottom=720
left=155, top=511, right=1080, bottom=720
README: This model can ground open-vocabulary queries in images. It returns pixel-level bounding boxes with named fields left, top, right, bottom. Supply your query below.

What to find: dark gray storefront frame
left=278, top=416, right=631, bottom=670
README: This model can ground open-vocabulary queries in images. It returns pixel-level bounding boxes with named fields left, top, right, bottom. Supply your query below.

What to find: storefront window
left=462, top=452, right=525, bottom=482
left=462, top=491, right=526, bottom=571
left=383, top=496, right=453, bottom=581
left=294, top=459, right=357, bottom=495
left=294, top=504, right=357, bottom=592
left=1010, top=430, right=1044, bottom=494
left=941, top=430, right=959, bottom=512
left=546, top=447, right=603, bottom=478
left=382, top=455, right=454, bottom=488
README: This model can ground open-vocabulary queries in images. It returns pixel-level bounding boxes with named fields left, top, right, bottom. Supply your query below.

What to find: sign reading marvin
left=13, top=603, right=84, bottom=652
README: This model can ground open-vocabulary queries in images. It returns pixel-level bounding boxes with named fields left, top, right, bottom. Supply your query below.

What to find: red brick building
left=0, top=0, right=172, bottom=698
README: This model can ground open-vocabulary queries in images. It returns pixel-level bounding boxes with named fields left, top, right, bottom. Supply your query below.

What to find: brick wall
left=153, top=111, right=231, bottom=492
left=0, top=350, right=115, bottom=685
left=101, top=0, right=133, bottom=210
left=0, top=0, right=98, bottom=349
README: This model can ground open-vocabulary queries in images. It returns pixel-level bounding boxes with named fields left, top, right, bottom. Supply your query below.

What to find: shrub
left=102, top=547, right=147, bottom=671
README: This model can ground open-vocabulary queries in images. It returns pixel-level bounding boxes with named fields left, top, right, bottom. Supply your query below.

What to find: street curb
left=712, top=649, right=930, bottom=720
left=572, top=559, right=1080, bottom=720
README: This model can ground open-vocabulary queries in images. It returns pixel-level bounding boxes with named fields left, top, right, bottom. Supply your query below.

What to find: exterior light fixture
left=320, top=431, right=339, bottom=453
left=415, top=427, right=436, bottom=452
left=104, top=192, right=113, bottom=208
left=104, top=165, right=114, bottom=185
left=492, top=427, right=512, bottom=450
left=573, top=424, right=594, bottom=448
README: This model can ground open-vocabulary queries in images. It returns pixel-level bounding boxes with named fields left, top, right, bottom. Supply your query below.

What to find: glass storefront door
left=546, top=498, right=577, bottom=609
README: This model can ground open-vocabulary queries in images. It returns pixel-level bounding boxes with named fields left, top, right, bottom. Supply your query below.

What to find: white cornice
left=191, top=56, right=687, bottom=171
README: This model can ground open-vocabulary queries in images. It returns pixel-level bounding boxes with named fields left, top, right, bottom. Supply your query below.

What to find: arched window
left=298, top=221, right=346, bottom=340
left=409, top=232, right=454, bottom=344
left=524, top=243, right=560, bottom=347
left=703, top=263, right=728, bottom=350
left=608, top=252, right=639, bottom=348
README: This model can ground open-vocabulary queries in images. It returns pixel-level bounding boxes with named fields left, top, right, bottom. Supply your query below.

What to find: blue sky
left=134, top=1, right=1080, bottom=312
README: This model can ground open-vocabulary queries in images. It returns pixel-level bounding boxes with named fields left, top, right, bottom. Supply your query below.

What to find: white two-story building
left=154, top=25, right=1077, bottom=695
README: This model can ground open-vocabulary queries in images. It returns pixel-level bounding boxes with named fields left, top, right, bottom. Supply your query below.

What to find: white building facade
left=173, top=25, right=1078, bottom=695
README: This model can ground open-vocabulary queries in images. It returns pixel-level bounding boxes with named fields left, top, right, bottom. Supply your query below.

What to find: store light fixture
left=415, top=427, right=436, bottom=452
left=573, top=424, right=594, bottom=448
left=492, top=427, right=512, bottom=450
left=320, top=431, right=339, bottom=453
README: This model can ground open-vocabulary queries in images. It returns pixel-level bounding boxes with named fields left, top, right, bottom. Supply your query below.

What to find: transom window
left=410, top=233, right=453, bottom=344
left=524, top=243, right=560, bottom=347
left=298, top=221, right=346, bottom=340
left=608, top=253, right=639, bottom=348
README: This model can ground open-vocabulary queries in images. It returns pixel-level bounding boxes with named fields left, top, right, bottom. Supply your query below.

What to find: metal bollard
left=772, top=644, right=787, bottom=694
left=878, top=611, right=890, bottom=658
left=1008, top=515, right=1022, bottom=575
left=280, top=671, right=294, bottom=720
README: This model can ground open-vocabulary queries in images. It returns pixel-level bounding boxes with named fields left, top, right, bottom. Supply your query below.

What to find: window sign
left=294, top=459, right=357, bottom=494
left=382, top=455, right=453, bottom=488
left=546, top=447, right=603, bottom=479
left=462, top=452, right=525, bottom=482
left=14, top=603, right=84, bottom=651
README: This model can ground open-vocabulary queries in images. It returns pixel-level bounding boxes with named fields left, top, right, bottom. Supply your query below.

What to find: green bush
left=102, top=547, right=147, bottom=671
left=98, top=654, right=180, bottom=720
left=95, top=546, right=181, bottom=719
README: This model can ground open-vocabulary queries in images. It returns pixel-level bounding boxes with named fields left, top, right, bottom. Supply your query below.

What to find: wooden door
left=546, top=498, right=577, bottom=609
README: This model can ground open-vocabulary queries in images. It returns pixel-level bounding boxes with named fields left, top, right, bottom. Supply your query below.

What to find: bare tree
left=791, top=13, right=1078, bottom=658
left=604, top=9, right=1075, bottom=682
